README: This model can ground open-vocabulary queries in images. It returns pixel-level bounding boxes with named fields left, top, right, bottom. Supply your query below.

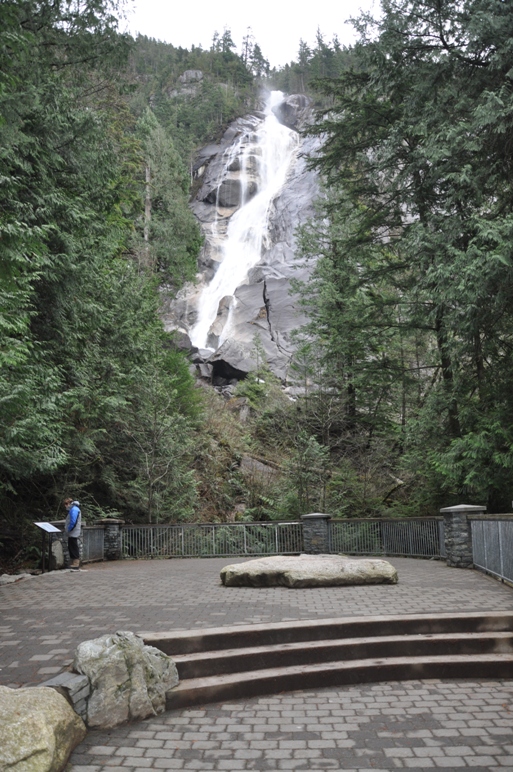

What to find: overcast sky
left=123, top=0, right=379, bottom=69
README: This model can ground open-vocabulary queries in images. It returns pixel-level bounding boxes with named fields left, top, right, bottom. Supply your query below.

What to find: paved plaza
left=1, top=557, right=513, bottom=770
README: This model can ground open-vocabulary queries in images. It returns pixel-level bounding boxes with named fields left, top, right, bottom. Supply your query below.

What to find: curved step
left=144, top=611, right=513, bottom=655
left=142, top=613, right=513, bottom=710
left=165, top=653, right=513, bottom=709
left=173, top=632, right=513, bottom=679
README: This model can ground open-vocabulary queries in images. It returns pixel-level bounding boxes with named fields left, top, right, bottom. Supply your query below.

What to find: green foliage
left=129, top=33, right=258, bottom=157
left=191, top=387, right=248, bottom=522
left=281, top=432, right=330, bottom=516
left=270, top=32, right=356, bottom=96
left=300, top=0, right=513, bottom=513
left=0, top=0, right=199, bottom=532
left=133, top=108, right=202, bottom=283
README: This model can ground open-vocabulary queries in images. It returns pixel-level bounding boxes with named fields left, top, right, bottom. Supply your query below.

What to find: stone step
left=144, top=613, right=513, bottom=710
left=172, top=632, right=513, bottom=679
left=165, top=653, right=513, bottom=709
left=144, top=611, right=513, bottom=655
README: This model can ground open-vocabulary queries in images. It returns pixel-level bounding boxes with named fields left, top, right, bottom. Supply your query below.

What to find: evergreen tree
left=0, top=0, right=198, bottom=528
left=304, top=0, right=513, bottom=512
left=135, top=108, right=202, bottom=283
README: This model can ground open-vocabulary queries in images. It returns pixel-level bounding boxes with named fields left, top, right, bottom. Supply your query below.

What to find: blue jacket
left=66, top=502, right=81, bottom=537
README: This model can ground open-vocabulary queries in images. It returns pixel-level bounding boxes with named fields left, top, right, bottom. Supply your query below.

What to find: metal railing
left=471, top=518, right=513, bottom=585
left=81, top=526, right=105, bottom=563
left=329, top=517, right=444, bottom=558
left=121, top=521, right=304, bottom=559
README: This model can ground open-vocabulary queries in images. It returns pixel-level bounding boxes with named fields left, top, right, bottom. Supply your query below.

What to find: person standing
left=64, top=498, right=81, bottom=570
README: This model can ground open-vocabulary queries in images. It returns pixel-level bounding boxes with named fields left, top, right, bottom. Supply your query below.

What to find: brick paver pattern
left=70, top=680, right=513, bottom=771
left=1, top=556, right=512, bottom=770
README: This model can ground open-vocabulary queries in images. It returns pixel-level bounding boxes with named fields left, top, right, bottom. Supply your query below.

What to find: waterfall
left=189, top=91, right=299, bottom=350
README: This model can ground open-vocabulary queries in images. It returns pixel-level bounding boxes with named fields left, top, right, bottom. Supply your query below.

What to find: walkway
left=1, top=557, right=512, bottom=770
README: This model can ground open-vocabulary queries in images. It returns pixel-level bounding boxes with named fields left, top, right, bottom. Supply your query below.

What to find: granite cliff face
left=162, top=92, right=320, bottom=384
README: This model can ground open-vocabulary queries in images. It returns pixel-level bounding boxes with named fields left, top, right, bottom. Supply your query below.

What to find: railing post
left=100, top=518, right=125, bottom=561
left=439, top=504, right=486, bottom=568
left=301, top=513, right=332, bottom=554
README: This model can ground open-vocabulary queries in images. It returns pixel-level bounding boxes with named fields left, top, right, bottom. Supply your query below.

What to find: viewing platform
left=1, top=556, right=512, bottom=770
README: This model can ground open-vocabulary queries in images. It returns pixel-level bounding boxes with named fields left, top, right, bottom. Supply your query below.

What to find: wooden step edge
left=165, top=653, right=513, bottom=710
left=144, top=611, right=513, bottom=654
left=174, top=632, right=513, bottom=679
left=173, top=631, right=513, bottom=664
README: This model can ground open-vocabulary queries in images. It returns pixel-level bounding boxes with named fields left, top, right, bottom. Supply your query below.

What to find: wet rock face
left=204, top=178, right=243, bottom=207
left=272, top=93, right=313, bottom=130
left=162, top=95, right=321, bottom=383
left=194, top=114, right=262, bottom=210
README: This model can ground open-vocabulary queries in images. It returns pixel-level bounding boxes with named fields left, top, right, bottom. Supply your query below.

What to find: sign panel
left=34, top=522, right=61, bottom=533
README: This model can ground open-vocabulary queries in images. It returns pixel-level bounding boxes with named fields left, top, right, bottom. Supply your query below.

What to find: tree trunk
left=435, top=308, right=461, bottom=438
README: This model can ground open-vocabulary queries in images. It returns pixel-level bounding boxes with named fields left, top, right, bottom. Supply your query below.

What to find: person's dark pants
left=68, top=536, right=80, bottom=561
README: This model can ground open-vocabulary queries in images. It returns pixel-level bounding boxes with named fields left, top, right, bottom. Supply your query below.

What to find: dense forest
left=1, top=0, right=513, bottom=567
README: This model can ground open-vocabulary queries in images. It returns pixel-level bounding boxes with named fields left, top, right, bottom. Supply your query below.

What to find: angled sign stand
left=34, top=522, right=62, bottom=573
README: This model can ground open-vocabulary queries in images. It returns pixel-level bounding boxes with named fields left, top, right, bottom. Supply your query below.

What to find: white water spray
left=189, top=92, right=299, bottom=349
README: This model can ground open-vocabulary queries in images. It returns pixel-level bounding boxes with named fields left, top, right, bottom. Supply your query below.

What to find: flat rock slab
left=220, top=555, right=398, bottom=588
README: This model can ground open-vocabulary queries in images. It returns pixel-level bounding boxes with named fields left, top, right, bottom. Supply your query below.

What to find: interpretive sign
left=34, top=522, right=61, bottom=534
left=34, top=522, right=62, bottom=572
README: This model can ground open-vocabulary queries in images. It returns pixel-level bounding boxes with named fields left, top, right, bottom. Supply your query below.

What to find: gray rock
left=272, top=94, right=313, bottom=130
left=168, top=330, right=194, bottom=352
left=41, top=672, right=91, bottom=722
left=0, top=573, right=32, bottom=585
left=178, top=69, right=203, bottom=83
left=194, top=115, right=261, bottom=207
left=51, top=537, right=64, bottom=570
left=205, top=178, right=242, bottom=208
left=220, top=554, right=399, bottom=588
left=73, top=630, right=178, bottom=728
left=198, top=362, right=213, bottom=379
left=227, top=156, right=240, bottom=172
left=0, top=685, right=86, bottom=772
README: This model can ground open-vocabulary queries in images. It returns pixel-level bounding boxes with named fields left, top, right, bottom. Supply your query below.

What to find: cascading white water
left=189, top=91, right=299, bottom=350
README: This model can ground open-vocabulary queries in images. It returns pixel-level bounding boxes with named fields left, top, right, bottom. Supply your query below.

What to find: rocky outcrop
left=73, top=630, right=179, bottom=728
left=0, top=685, right=86, bottom=772
left=220, top=554, right=399, bottom=588
left=179, top=70, right=203, bottom=84
left=167, top=69, right=204, bottom=98
left=272, top=93, right=313, bottom=130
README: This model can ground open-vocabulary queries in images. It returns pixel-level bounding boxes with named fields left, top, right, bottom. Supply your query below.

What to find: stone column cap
left=301, top=512, right=332, bottom=520
left=440, top=504, right=486, bottom=513
left=99, top=518, right=125, bottom=524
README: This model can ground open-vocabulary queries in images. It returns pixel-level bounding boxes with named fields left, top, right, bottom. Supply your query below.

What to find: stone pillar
left=439, top=504, right=486, bottom=568
left=100, top=519, right=125, bottom=561
left=301, top=513, right=332, bottom=554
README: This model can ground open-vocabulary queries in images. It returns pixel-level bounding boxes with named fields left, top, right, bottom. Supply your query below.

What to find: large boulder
left=0, top=685, right=86, bottom=772
left=73, top=630, right=178, bottom=729
left=220, top=554, right=398, bottom=588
